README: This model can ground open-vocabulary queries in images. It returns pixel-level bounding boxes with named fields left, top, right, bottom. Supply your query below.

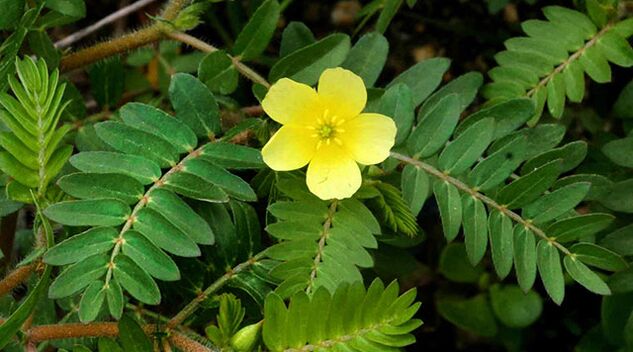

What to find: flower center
left=310, top=109, right=345, bottom=149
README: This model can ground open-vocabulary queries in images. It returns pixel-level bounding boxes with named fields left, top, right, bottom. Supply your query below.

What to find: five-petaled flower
left=261, top=67, right=397, bottom=200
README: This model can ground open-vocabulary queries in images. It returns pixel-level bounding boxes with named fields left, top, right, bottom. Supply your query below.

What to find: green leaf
left=134, top=207, right=201, bottom=257
left=163, top=170, right=229, bottom=203
left=376, top=0, right=401, bottom=34
left=169, top=73, right=221, bottom=137
left=263, top=280, right=421, bottom=351
left=462, top=194, right=488, bottom=266
left=579, top=45, right=611, bottom=83
left=596, top=31, right=633, bottom=67
left=95, top=121, right=179, bottom=168
left=233, top=0, right=280, bottom=60
left=70, top=151, right=161, bottom=185
left=601, top=224, right=633, bottom=256
left=522, top=182, right=590, bottom=224
left=497, top=159, right=562, bottom=209
left=379, top=83, right=414, bottom=145
left=570, top=242, right=628, bottom=272
left=546, top=72, right=566, bottom=118
left=44, top=199, right=130, bottom=226
left=122, top=230, right=180, bottom=281
left=113, top=254, right=160, bottom=304
left=58, top=173, right=144, bottom=205
left=98, top=338, right=123, bottom=352
left=48, top=254, right=108, bottom=299
left=600, top=179, right=633, bottom=213
left=198, top=51, right=239, bottom=95
left=467, top=133, right=527, bottom=191
left=438, top=118, right=495, bottom=175
left=543, top=6, right=596, bottom=39
left=563, top=255, right=611, bottom=295
left=178, top=158, right=256, bottom=201
left=118, top=315, right=152, bottom=352
left=200, top=142, right=264, bottom=169
left=521, top=140, right=587, bottom=174
left=89, top=57, right=124, bottom=108
left=563, top=60, right=585, bottom=102
left=613, top=79, right=633, bottom=119
left=407, top=94, right=461, bottom=158
left=536, top=240, right=565, bottom=305
left=342, top=32, right=389, bottom=87
left=120, top=102, right=197, bottom=154
left=489, top=284, right=542, bottom=328
left=280, top=21, right=315, bottom=57
left=548, top=213, right=614, bottom=243
left=44, top=227, right=117, bottom=266
left=419, top=72, right=483, bottom=121
left=147, top=188, right=214, bottom=245
left=387, top=57, right=450, bottom=106
left=401, top=164, right=429, bottom=217
left=0, top=0, right=24, bottom=29
left=269, top=33, right=351, bottom=85
left=433, top=181, right=462, bottom=242
left=513, top=225, right=537, bottom=292
left=436, top=294, right=498, bottom=337
left=105, top=279, right=124, bottom=319
left=78, top=281, right=105, bottom=323
left=488, top=210, right=514, bottom=279
left=603, top=137, right=633, bottom=167
left=439, top=243, right=483, bottom=283
left=45, top=0, right=86, bottom=18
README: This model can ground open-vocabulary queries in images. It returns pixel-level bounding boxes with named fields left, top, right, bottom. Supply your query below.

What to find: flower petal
left=317, top=68, right=366, bottom=120
left=306, top=144, right=361, bottom=200
left=342, top=113, right=397, bottom=165
left=262, top=78, right=321, bottom=125
left=262, top=126, right=317, bottom=171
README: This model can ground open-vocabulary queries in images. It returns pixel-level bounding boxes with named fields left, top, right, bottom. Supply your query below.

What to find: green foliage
left=483, top=5, right=633, bottom=124
left=263, top=279, right=421, bottom=351
left=395, top=57, right=624, bottom=304
left=0, top=57, right=71, bottom=202
left=2, top=1, right=633, bottom=350
left=266, top=176, right=380, bottom=297
left=42, top=75, right=261, bottom=321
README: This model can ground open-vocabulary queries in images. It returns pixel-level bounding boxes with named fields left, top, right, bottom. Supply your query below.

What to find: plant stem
left=167, top=251, right=267, bottom=328
left=306, top=200, right=338, bottom=294
left=103, top=144, right=206, bottom=288
left=0, top=264, right=35, bottom=297
left=389, top=152, right=572, bottom=256
left=167, top=31, right=271, bottom=88
left=55, top=0, right=161, bottom=49
left=25, top=322, right=211, bottom=351
left=60, top=0, right=189, bottom=72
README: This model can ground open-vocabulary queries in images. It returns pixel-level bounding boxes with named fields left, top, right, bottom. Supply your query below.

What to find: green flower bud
left=229, top=321, right=263, bottom=352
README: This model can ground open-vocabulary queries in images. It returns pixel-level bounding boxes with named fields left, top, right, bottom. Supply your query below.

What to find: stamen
left=334, top=137, right=343, bottom=146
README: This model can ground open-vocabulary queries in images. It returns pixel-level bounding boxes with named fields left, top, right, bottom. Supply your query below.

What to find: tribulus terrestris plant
left=0, top=0, right=632, bottom=351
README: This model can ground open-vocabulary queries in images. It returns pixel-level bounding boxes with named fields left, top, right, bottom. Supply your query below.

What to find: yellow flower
left=261, top=67, right=397, bottom=200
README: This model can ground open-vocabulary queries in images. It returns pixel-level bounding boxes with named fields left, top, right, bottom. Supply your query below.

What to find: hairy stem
left=306, top=200, right=338, bottom=294
left=55, top=0, right=161, bottom=49
left=0, top=264, right=35, bottom=297
left=389, top=152, right=572, bottom=256
left=60, top=0, right=189, bottom=71
left=26, top=322, right=211, bottom=351
left=167, top=251, right=267, bottom=328
left=167, top=31, right=271, bottom=88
